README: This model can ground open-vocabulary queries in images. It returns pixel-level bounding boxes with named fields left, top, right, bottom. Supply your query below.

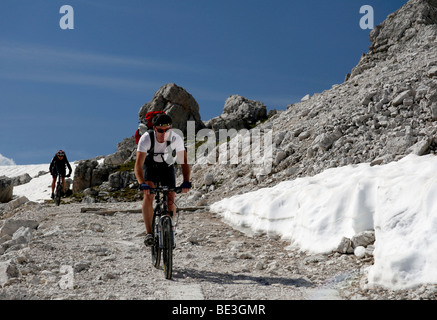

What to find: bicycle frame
left=151, top=185, right=180, bottom=248
left=150, top=183, right=182, bottom=279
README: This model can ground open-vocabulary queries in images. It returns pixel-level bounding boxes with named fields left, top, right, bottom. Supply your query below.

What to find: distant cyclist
left=134, top=114, right=191, bottom=246
left=49, top=150, right=72, bottom=199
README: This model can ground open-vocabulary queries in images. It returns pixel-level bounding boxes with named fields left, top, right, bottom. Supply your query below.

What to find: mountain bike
left=150, top=183, right=182, bottom=280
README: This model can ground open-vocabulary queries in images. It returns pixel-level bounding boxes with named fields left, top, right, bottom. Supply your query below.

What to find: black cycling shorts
left=51, top=168, right=66, bottom=178
left=143, top=160, right=176, bottom=188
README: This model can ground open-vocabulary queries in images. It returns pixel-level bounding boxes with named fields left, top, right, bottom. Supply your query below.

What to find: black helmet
left=152, top=114, right=172, bottom=127
left=57, top=150, right=65, bottom=156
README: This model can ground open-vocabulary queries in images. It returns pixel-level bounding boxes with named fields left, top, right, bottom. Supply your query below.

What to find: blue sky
left=0, top=0, right=407, bottom=165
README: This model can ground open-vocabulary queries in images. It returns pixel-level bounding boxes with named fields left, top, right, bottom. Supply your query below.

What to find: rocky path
left=0, top=201, right=435, bottom=300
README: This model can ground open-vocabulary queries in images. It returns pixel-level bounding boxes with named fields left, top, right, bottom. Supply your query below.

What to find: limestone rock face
left=352, top=0, right=437, bottom=79
left=73, top=159, right=112, bottom=193
left=104, top=137, right=137, bottom=166
left=189, top=0, right=437, bottom=204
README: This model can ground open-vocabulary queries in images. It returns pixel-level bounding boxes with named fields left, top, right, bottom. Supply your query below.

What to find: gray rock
left=4, top=196, right=29, bottom=212
left=392, top=90, right=413, bottom=107
left=11, top=173, right=32, bottom=187
left=11, top=226, right=33, bottom=245
left=274, top=150, right=287, bottom=166
left=203, top=173, right=214, bottom=186
left=73, top=159, right=114, bottom=193
left=0, top=260, right=20, bottom=287
left=104, top=137, right=136, bottom=166
left=73, top=159, right=98, bottom=193
left=351, top=230, right=375, bottom=248
left=138, top=83, right=205, bottom=134
left=301, top=94, right=311, bottom=102
left=0, top=219, right=39, bottom=237
left=108, top=171, right=136, bottom=191
left=408, top=137, right=432, bottom=155
left=92, top=164, right=113, bottom=188
left=74, top=261, right=91, bottom=273
left=430, top=103, right=437, bottom=120
left=0, top=176, right=13, bottom=203
left=313, top=130, right=343, bottom=151
left=205, top=95, right=267, bottom=132
left=335, top=237, right=353, bottom=254
left=428, top=66, right=437, bottom=77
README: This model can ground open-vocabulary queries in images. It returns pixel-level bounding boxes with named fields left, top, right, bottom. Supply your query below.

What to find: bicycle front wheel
left=162, top=216, right=173, bottom=280
left=151, top=213, right=161, bottom=269
left=55, top=182, right=62, bottom=206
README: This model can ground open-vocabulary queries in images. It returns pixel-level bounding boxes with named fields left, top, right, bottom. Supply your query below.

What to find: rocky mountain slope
left=190, top=0, right=437, bottom=205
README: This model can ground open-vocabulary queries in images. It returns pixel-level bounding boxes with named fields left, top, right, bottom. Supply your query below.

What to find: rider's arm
left=65, top=156, right=72, bottom=173
left=135, top=132, right=152, bottom=186
left=177, top=150, right=190, bottom=182
left=180, top=150, right=191, bottom=181
left=49, top=157, right=55, bottom=172
left=135, top=151, right=147, bottom=185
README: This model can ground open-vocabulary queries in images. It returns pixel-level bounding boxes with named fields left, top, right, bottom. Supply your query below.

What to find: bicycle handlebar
left=150, top=187, right=183, bottom=194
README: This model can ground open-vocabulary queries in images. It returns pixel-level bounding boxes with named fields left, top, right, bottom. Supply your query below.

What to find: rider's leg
left=51, top=176, right=56, bottom=193
left=142, top=180, right=155, bottom=234
left=162, top=165, right=176, bottom=215
left=61, top=176, right=66, bottom=192
left=167, top=191, right=176, bottom=216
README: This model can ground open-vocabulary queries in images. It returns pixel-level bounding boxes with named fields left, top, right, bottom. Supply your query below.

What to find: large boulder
left=138, top=83, right=205, bottom=134
left=205, top=95, right=268, bottom=132
left=73, top=160, right=98, bottom=193
left=11, top=174, right=32, bottom=187
left=0, top=219, right=39, bottom=237
left=108, top=171, right=136, bottom=191
left=0, top=176, right=13, bottom=203
left=73, top=159, right=113, bottom=193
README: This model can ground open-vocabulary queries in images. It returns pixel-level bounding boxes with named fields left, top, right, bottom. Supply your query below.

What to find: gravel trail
left=1, top=201, right=435, bottom=300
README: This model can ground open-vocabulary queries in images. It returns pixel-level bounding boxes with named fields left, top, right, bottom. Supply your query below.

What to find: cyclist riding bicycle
left=49, top=150, right=72, bottom=199
left=134, top=114, right=191, bottom=246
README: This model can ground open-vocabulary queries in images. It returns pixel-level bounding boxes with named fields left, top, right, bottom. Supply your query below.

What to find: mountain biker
left=49, top=150, right=72, bottom=199
left=134, top=114, right=191, bottom=246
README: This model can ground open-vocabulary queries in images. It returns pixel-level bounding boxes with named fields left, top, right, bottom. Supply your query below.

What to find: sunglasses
left=155, top=128, right=171, bottom=133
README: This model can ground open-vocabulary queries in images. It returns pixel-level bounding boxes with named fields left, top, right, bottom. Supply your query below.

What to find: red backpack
left=135, top=111, right=166, bottom=144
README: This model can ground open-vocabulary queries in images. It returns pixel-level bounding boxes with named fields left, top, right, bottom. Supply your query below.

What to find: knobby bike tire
left=162, top=216, right=173, bottom=280
left=151, top=211, right=161, bottom=269
left=55, top=182, right=62, bottom=206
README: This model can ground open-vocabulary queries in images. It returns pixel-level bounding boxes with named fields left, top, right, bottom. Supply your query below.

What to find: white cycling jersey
left=137, top=130, right=185, bottom=164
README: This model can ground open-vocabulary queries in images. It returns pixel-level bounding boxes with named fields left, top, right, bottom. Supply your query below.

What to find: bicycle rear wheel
left=151, top=213, right=161, bottom=268
left=162, top=216, right=173, bottom=280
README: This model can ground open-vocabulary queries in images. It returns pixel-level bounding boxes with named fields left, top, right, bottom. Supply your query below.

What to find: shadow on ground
left=173, top=268, right=313, bottom=288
